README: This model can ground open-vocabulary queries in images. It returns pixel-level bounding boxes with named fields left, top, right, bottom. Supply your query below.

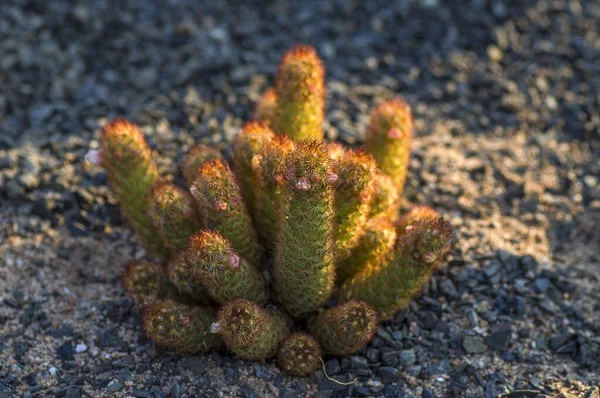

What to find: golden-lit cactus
left=181, top=145, right=224, bottom=187
left=122, top=260, right=168, bottom=307
left=274, top=45, right=325, bottom=141
left=190, top=160, right=263, bottom=264
left=165, top=252, right=211, bottom=304
left=369, top=172, right=401, bottom=221
left=254, top=88, right=278, bottom=128
left=365, top=98, right=413, bottom=196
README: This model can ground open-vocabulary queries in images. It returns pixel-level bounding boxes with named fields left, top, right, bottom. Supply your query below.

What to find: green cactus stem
left=215, top=298, right=289, bottom=360
left=190, top=160, right=263, bottom=265
left=181, top=145, right=224, bottom=187
left=121, top=260, right=167, bottom=307
left=94, top=119, right=169, bottom=259
left=274, top=45, right=325, bottom=141
left=148, top=183, right=201, bottom=252
left=273, top=141, right=337, bottom=317
left=142, top=299, right=221, bottom=354
left=368, top=172, right=401, bottom=221
left=232, top=121, right=275, bottom=219
left=165, top=252, right=211, bottom=304
left=185, top=231, right=267, bottom=305
left=251, top=135, right=295, bottom=249
left=277, top=332, right=322, bottom=377
left=365, top=98, right=413, bottom=196
left=333, top=149, right=377, bottom=262
left=254, top=88, right=278, bottom=128
left=310, top=300, right=378, bottom=356
left=338, top=217, right=453, bottom=321
left=396, top=205, right=439, bottom=237
left=336, top=216, right=397, bottom=284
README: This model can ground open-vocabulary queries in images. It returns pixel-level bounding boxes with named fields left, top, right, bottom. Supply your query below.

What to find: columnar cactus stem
left=181, top=145, right=224, bottom=187
left=232, top=122, right=275, bottom=219
left=97, top=119, right=169, bottom=259
left=251, top=135, right=295, bottom=249
left=336, top=217, right=397, bottom=284
left=368, top=172, right=401, bottom=221
left=333, top=149, right=377, bottom=262
left=122, top=260, right=168, bottom=307
left=338, top=217, right=453, bottom=321
left=215, top=298, right=289, bottom=360
left=186, top=231, right=267, bottom=305
left=273, top=141, right=337, bottom=317
left=148, top=183, right=201, bottom=252
left=254, top=88, right=278, bottom=128
left=165, top=252, right=211, bottom=304
left=190, top=160, right=263, bottom=265
left=310, top=300, right=378, bottom=356
left=274, top=45, right=325, bottom=141
left=277, top=332, right=322, bottom=377
left=142, top=299, right=221, bottom=354
left=365, top=98, right=413, bottom=196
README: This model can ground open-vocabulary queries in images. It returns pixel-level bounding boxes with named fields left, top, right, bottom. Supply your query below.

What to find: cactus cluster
left=90, top=44, right=453, bottom=377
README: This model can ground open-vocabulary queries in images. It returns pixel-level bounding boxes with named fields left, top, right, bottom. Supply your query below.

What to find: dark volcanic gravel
left=1, top=0, right=599, bottom=397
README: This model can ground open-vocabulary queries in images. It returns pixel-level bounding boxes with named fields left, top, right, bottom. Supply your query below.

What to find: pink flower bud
left=273, top=174, right=284, bottom=185
left=228, top=253, right=240, bottom=269
left=210, top=322, right=221, bottom=333
left=422, top=252, right=437, bottom=264
left=325, top=172, right=338, bottom=184
left=295, top=177, right=311, bottom=191
left=189, top=185, right=198, bottom=196
left=359, top=191, right=372, bottom=204
left=387, top=128, right=403, bottom=140
left=215, top=200, right=228, bottom=212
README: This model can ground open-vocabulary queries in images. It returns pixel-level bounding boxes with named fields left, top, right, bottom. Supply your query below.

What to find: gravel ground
left=1, top=0, right=599, bottom=397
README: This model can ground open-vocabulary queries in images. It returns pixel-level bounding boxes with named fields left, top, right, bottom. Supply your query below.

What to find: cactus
left=254, top=88, right=278, bottom=128
left=182, top=145, right=224, bottom=187
left=277, top=332, right=322, bottom=377
left=148, top=183, right=201, bottom=252
left=273, top=45, right=325, bottom=141
left=333, top=149, right=377, bottom=262
left=365, top=98, right=413, bottom=196
left=338, top=217, right=453, bottom=321
left=336, top=217, right=397, bottom=284
left=273, top=141, right=337, bottom=317
left=93, top=119, right=169, bottom=259
left=190, top=160, right=263, bottom=265
left=142, top=299, right=221, bottom=354
left=232, top=122, right=276, bottom=217
left=310, top=300, right=378, bottom=356
left=91, top=44, right=455, bottom=378
left=185, top=231, right=267, bottom=305
left=122, top=260, right=168, bottom=307
left=251, top=135, right=295, bottom=248
left=215, top=298, right=289, bottom=360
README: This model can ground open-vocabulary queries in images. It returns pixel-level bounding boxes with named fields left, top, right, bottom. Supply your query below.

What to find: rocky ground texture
left=1, top=0, right=599, bottom=397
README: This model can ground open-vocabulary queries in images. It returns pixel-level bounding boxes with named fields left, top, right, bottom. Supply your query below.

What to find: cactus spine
left=277, top=332, right=322, bottom=377
left=215, top=298, right=289, bottom=360
left=333, top=149, right=377, bottom=262
left=338, top=217, right=453, bottom=321
left=190, top=160, right=263, bottom=265
left=186, top=231, right=267, bottom=305
left=273, top=141, right=337, bottom=317
left=182, top=145, right=224, bottom=187
left=310, top=300, right=378, bottom=356
left=274, top=45, right=325, bottom=141
left=142, top=299, right=221, bottom=354
left=336, top=217, right=397, bottom=284
left=96, top=119, right=169, bottom=259
left=365, top=98, right=413, bottom=195
left=148, top=183, right=201, bottom=252
left=254, top=88, right=278, bottom=128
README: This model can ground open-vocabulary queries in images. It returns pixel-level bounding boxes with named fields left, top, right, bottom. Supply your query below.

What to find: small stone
left=325, top=359, right=341, bottom=375
left=440, top=279, right=458, bottom=298
left=106, top=379, right=123, bottom=392
left=316, top=391, right=334, bottom=398
left=49, top=366, right=57, bottom=375
left=349, top=356, right=369, bottom=369
left=75, top=343, right=87, bottom=353
left=240, top=384, right=258, bottom=398
left=462, top=337, right=487, bottom=354
left=253, top=364, right=272, bottom=380
left=376, top=366, right=400, bottom=383
left=381, top=350, right=399, bottom=365
left=533, top=278, right=550, bottom=293
left=399, top=349, right=417, bottom=366
left=422, top=388, right=434, bottom=398
left=487, top=45, right=503, bottom=62
left=65, top=387, right=81, bottom=398
left=583, top=387, right=599, bottom=398
left=131, top=390, right=152, bottom=398
left=56, top=340, right=74, bottom=361
left=178, top=357, right=206, bottom=375
left=484, top=329, right=511, bottom=350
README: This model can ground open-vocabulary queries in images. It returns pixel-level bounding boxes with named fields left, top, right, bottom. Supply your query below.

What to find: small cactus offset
left=142, top=299, right=221, bottom=354
left=273, top=45, right=325, bottom=141
left=93, top=119, right=169, bottom=259
left=215, top=298, right=289, bottom=360
left=365, top=98, right=413, bottom=196
left=273, top=141, right=337, bottom=317
left=190, top=160, right=263, bottom=265
left=148, top=183, right=201, bottom=252
left=185, top=231, right=267, bottom=305
left=277, top=332, right=322, bottom=377
left=310, top=300, right=378, bottom=356
left=90, top=44, right=454, bottom=377
left=181, top=144, right=224, bottom=187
